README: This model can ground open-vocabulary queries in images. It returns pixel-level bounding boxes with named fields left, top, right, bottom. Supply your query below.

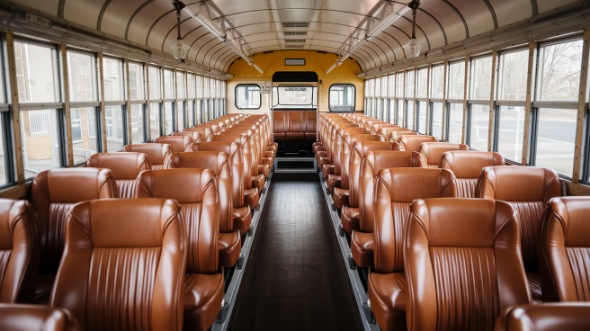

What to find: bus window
left=235, top=84, right=261, bottom=109
left=329, top=84, right=355, bottom=112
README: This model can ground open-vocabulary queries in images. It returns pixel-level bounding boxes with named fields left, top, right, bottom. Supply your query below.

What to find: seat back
left=360, top=151, right=425, bottom=233
left=441, top=151, right=504, bottom=198
left=154, top=135, right=192, bottom=152
left=192, top=141, right=244, bottom=208
left=418, top=142, right=469, bottom=168
left=348, top=141, right=399, bottom=209
left=497, top=303, right=590, bottom=331
left=136, top=169, right=219, bottom=274
left=0, top=303, right=80, bottom=331
left=390, top=130, right=417, bottom=143
left=340, top=134, right=382, bottom=190
left=123, top=143, right=172, bottom=170
left=373, top=168, right=456, bottom=273
left=171, top=130, right=200, bottom=142
left=166, top=151, right=233, bottom=233
left=212, top=134, right=253, bottom=191
left=539, top=196, right=590, bottom=302
left=0, top=199, right=38, bottom=303
left=405, top=198, right=530, bottom=331
left=479, top=166, right=561, bottom=272
left=50, top=199, right=186, bottom=331
left=399, top=135, right=438, bottom=151
left=86, top=152, right=150, bottom=198
left=31, top=168, right=118, bottom=275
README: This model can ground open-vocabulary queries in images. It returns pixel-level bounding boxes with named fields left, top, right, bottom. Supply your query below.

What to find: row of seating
left=314, top=113, right=590, bottom=330
left=0, top=113, right=277, bottom=330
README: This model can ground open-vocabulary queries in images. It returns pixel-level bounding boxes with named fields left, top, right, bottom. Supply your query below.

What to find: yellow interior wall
left=226, top=51, right=364, bottom=114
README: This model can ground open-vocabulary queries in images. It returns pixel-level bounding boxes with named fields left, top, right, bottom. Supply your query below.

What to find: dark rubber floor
left=227, top=173, right=363, bottom=331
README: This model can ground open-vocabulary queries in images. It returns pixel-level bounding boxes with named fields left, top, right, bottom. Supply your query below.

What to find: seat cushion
left=528, top=272, right=542, bottom=303
left=368, top=272, right=407, bottom=331
left=341, top=207, right=360, bottom=235
left=333, top=187, right=349, bottom=210
left=251, top=174, right=266, bottom=193
left=233, top=206, right=252, bottom=235
left=244, top=188, right=259, bottom=209
left=351, top=231, right=374, bottom=268
left=321, top=164, right=335, bottom=179
left=326, top=174, right=341, bottom=193
left=218, top=231, right=241, bottom=268
left=184, top=273, right=224, bottom=331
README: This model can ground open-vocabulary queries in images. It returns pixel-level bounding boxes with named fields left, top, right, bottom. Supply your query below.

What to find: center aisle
left=227, top=173, right=363, bottom=331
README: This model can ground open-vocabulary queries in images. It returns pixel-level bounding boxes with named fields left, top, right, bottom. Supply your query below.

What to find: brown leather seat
left=0, top=199, right=38, bottom=303
left=352, top=151, right=427, bottom=268
left=86, top=152, right=150, bottom=198
left=418, top=142, right=469, bottom=168
left=441, top=151, right=504, bottom=198
left=479, top=166, right=561, bottom=302
left=50, top=199, right=186, bottom=331
left=333, top=134, right=383, bottom=210
left=340, top=141, right=400, bottom=235
left=184, top=127, right=213, bottom=142
left=404, top=198, right=531, bottom=331
left=0, top=303, right=80, bottom=330
left=538, top=196, right=590, bottom=302
left=154, top=135, right=193, bottom=152
left=304, top=111, right=317, bottom=141
left=398, top=134, right=437, bottom=152
left=135, top=169, right=224, bottom=331
left=166, top=151, right=241, bottom=268
left=30, top=168, right=118, bottom=303
left=390, top=130, right=417, bottom=143
left=286, top=111, right=305, bottom=141
left=192, top=141, right=252, bottom=235
left=326, top=127, right=367, bottom=192
left=496, top=303, right=590, bottom=331
left=123, top=143, right=172, bottom=170
left=172, top=130, right=200, bottom=141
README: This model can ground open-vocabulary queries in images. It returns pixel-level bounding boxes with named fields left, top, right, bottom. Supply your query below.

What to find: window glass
left=536, top=39, right=582, bottom=101
left=498, top=49, right=528, bottom=100
left=20, top=109, right=61, bottom=177
left=389, top=99, right=395, bottom=124
left=418, top=101, right=427, bottom=134
left=164, top=102, right=174, bottom=134
left=177, top=101, right=185, bottom=130
left=129, top=62, right=145, bottom=100
left=70, top=107, right=97, bottom=164
left=407, top=101, right=415, bottom=130
left=448, top=103, right=464, bottom=143
left=0, top=117, right=6, bottom=185
left=196, top=76, right=204, bottom=99
left=380, top=76, right=388, bottom=97
left=470, top=55, right=492, bottom=100
left=536, top=108, right=576, bottom=176
left=448, top=61, right=465, bottom=100
left=14, top=41, right=60, bottom=103
left=67, top=51, right=98, bottom=102
left=164, top=69, right=174, bottom=100
left=468, top=104, right=490, bottom=151
left=497, top=106, right=525, bottom=162
left=374, top=78, right=381, bottom=98
left=148, top=66, right=161, bottom=100
left=177, top=71, right=186, bottom=99
left=187, top=101, right=194, bottom=127
left=396, top=73, right=404, bottom=98
left=130, top=104, right=145, bottom=143
left=430, top=102, right=443, bottom=139
left=397, top=100, right=405, bottom=127
left=329, top=84, right=355, bottom=112
left=71, top=109, right=82, bottom=142
left=405, top=70, right=415, bottom=98
left=417, top=67, right=428, bottom=98
left=149, top=102, right=161, bottom=139
left=103, top=57, right=124, bottom=101
left=105, top=106, right=125, bottom=151
left=187, top=74, right=196, bottom=99
left=430, top=64, right=444, bottom=99
left=275, top=86, right=314, bottom=108
left=236, top=85, right=261, bottom=109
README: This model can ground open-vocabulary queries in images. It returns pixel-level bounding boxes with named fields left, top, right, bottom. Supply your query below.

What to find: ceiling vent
left=282, top=22, right=309, bottom=28
left=285, top=39, right=306, bottom=43
left=284, top=31, right=307, bottom=36
left=285, top=45, right=305, bottom=49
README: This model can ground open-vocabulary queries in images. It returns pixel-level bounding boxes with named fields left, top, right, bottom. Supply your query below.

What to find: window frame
left=329, top=83, right=356, bottom=112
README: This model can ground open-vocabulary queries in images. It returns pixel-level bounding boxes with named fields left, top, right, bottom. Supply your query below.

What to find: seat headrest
left=191, top=141, right=239, bottom=156
left=346, top=134, right=382, bottom=145
left=137, top=168, right=216, bottom=203
left=366, top=150, right=424, bottom=171
left=86, top=152, right=150, bottom=179
left=441, top=151, right=504, bottom=178
left=377, top=167, right=456, bottom=202
left=479, top=166, right=560, bottom=202
left=418, top=142, right=469, bottom=166
left=36, top=168, right=118, bottom=203
left=154, top=136, right=191, bottom=153
left=352, top=141, right=399, bottom=156
left=546, top=196, right=590, bottom=247
left=0, top=199, right=31, bottom=250
left=123, top=144, right=172, bottom=166
left=400, top=135, right=438, bottom=151
left=165, top=151, right=228, bottom=176
left=410, top=198, right=516, bottom=247
left=171, top=131, right=199, bottom=141
left=69, top=198, right=180, bottom=247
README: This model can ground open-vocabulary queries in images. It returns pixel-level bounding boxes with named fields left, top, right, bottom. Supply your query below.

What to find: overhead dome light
left=403, top=0, right=421, bottom=59
left=170, top=0, right=190, bottom=60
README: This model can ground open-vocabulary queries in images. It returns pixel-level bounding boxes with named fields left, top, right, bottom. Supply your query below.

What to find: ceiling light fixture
left=170, top=0, right=190, bottom=60
left=402, top=0, right=422, bottom=58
